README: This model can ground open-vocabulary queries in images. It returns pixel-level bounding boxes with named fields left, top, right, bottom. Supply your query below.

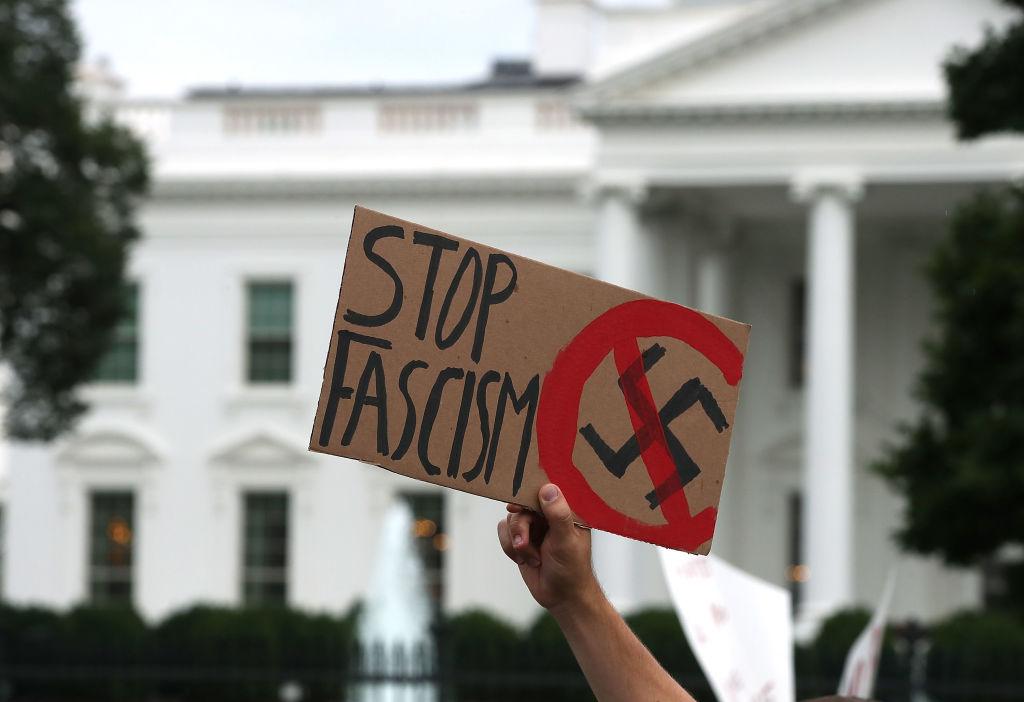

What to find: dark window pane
left=789, top=279, right=806, bottom=389
left=786, top=491, right=804, bottom=611
left=247, top=282, right=293, bottom=383
left=0, top=505, right=4, bottom=601
left=88, top=491, right=134, bottom=605
left=242, top=492, right=289, bottom=605
left=401, top=492, right=446, bottom=612
left=94, top=284, right=139, bottom=383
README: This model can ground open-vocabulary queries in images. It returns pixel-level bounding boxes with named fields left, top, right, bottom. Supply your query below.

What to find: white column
left=595, top=184, right=653, bottom=292
left=591, top=183, right=652, bottom=612
left=696, top=243, right=730, bottom=317
left=793, top=175, right=862, bottom=630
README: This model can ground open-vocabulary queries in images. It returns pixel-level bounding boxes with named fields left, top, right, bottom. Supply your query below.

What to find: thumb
left=538, top=484, right=575, bottom=538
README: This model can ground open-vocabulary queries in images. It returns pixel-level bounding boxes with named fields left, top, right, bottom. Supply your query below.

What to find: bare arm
left=496, top=484, right=696, bottom=702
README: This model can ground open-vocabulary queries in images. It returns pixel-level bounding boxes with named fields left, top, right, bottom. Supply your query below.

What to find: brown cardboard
left=310, top=206, right=750, bottom=553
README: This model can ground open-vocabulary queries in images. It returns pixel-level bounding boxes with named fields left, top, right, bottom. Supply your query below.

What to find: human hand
left=496, top=483, right=601, bottom=614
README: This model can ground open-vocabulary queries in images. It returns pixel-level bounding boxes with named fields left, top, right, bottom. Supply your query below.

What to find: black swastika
left=578, top=343, right=729, bottom=510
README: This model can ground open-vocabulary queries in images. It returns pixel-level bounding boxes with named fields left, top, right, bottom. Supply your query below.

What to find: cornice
left=150, top=172, right=584, bottom=201
left=579, top=99, right=947, bottom=126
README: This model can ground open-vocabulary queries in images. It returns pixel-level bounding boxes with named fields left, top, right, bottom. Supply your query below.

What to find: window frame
left=92, top=282, right=141, bottom=385
left=86, top=489, right=136, bottom=606
left=244, top=279, right=295, bottom=385
left=240, top=489, right=290, bottom=606
left=400, top=490, right=447, bottom=614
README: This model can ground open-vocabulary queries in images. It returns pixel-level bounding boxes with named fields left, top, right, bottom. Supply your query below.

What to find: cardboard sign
left=659, top=549, right=795, bottom=702
left=310, top=206, right=750, bottom=553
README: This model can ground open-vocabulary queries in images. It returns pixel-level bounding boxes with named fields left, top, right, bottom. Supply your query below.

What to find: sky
left=71, top=0, right=539, bottom=97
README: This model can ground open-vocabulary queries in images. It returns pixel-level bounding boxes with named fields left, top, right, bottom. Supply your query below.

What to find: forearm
left=552, top=588, right=696, bottom=702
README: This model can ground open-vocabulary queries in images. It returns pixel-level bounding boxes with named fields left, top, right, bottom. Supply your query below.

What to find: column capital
left=790, top=170, right=864, bottom=204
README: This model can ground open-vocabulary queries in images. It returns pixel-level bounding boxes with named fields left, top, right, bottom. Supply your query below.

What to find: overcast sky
left=71, top=0, right=539, bottom=97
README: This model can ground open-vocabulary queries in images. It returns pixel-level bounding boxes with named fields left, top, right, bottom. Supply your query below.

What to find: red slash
left=536, top=299, right=744, bottom=552
left=613, top=338, right=692, bottom=526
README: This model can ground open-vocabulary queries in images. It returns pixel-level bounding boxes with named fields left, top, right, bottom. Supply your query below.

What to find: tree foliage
left=876, top=1, right=1024, bottom=567
left=0, top=0, right=148, bottom=439
left=945, top=0, right=1024, bottom=139
left=876, top=189, right=1024, bottom=563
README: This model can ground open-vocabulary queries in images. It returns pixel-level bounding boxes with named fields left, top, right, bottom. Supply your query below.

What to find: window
left=94, top=283, right=139, bottom=383
left=402, top=492, right=446, bottom=611
left=0, top=504, right=5, bottom=602
left=88, top=491, right=134, bottom=604
left=789, top=279, right=806, bottom=388
left=242, top=491, right=289, bottom=605
left=246, top=281, right=293, bottom=383
left=785, top=491, right=806, bottom=611
left=982, top=552, right=1024, bottom=611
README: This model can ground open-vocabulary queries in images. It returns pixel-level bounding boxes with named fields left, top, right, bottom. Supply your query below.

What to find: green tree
left=875, top=1, right=1024, bottom=596
left=0, top=0, right=148, bottom=439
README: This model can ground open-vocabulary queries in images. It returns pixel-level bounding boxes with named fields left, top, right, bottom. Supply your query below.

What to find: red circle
left=536, top=299, right=744, bottom=552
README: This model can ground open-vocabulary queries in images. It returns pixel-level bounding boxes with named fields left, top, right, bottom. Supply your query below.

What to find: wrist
left=549, top=574, right=606, bottom=624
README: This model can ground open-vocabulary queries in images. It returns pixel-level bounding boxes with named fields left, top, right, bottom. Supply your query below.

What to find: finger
left=508, top=511, right=542, bottom=567
left=506, top=503, right=525, bottom=513
left=538, top=484, right=575, bottom=541
left=496, top=518, right=524, bottom=565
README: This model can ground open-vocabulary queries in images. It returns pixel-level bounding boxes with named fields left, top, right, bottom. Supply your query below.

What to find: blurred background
left=1, top=0, right=1023, bottom=700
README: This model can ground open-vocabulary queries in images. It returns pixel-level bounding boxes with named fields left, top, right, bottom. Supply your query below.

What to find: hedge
left=0, top=602, right=1021, bottom=701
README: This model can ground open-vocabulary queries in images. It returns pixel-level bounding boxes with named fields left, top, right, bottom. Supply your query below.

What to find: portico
left=584, top=161, right=1024, bottom=629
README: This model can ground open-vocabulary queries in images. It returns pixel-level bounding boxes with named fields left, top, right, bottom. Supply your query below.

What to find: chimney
left=533, top=0, right=596, bottom=77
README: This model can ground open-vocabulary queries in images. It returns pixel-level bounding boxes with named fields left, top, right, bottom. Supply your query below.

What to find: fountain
left=354, top=499, right=437, bottom=702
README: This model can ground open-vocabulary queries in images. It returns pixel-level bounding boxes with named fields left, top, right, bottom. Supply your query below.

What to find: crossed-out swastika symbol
left=536, top=298, right=744, bottom=552
left=578, top=343, right=729, bottom=509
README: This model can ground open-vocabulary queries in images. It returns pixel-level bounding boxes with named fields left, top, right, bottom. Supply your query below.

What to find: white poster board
left=838, top=570, right=896, bottom=699
left=659, top=549, right=795, bottom=702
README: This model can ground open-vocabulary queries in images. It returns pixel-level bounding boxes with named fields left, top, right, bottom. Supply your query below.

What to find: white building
left=3, top=0, right=1022, bottom=634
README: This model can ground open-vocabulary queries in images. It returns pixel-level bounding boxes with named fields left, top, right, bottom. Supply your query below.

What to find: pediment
left=210, top=427, right=311, bottom=467
left=56, top=425, right=163, bottom=467
left=582, top=0, right=1014, bottom=111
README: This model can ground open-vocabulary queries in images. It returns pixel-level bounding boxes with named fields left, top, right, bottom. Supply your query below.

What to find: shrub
left=444, top=609, right=520, bottom=701
left=153, top=604, right=354, bottom=702
left=521, top=611, right=593, bottom=701
left=624, top=607, right=711, bottom=696
left=927, top=611, right=1024, bottom=702
left=796, top=607, right=909, bottom=701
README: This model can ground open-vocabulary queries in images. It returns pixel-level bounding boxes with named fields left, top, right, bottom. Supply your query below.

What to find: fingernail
left=515, top=555, right=525, bottom=565
left=541, top=485, right=559, bottom=503
left=513, top=534, right=523, bottom=548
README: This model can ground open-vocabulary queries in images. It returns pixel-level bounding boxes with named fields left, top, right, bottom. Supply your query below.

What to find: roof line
left=579, top=0, right=872, bottom=103
left=187, top=75, right=581, bottom=101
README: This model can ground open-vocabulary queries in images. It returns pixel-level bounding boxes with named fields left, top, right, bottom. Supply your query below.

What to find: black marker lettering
left=485, top=373, right=540, bottom=496
left=317, top=330, right=392, bottom=447
left=435, top=247, right=482, bottom=350
left=392, top=359, right=429, bottom=460
left=462, top=370, right=501, bottom=483
left=472, top=254, right=517, bottom=363
left=418, top=367, right=464, bottom=476
left=341, top=350, right=389, bottom=456
left=343, top=225, right=405, bottom=327
left=412, top=231, right=459, bottom=341
left=446, top=371, right=476, bottom=478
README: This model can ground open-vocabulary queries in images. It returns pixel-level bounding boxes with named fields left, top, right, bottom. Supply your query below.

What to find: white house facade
left=3, top=0, right=1022, bottom=634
